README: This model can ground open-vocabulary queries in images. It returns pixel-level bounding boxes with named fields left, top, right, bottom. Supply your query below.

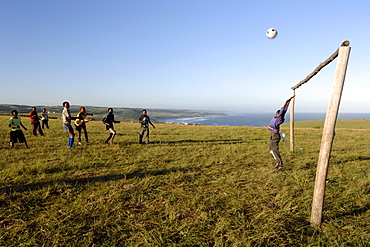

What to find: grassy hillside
left=0, top=116, right=369, bottom=246
left=0, top=104, right=224, bottom=122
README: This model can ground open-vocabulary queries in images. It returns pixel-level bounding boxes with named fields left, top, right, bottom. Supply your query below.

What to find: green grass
left=0, top=116, right=369, bottom=246
left=288, top=119, right=370, bottom=129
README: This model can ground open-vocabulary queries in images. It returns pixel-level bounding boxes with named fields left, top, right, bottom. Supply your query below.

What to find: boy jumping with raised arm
left=268, top=96, right=295, bottom=171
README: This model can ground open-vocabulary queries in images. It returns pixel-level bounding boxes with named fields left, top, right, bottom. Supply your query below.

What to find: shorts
left=106, top=124, right=115, bottom=132
left=75, top=122, right=86, bottom=131
left=62, top=123, right=74, bottom=133
left=10, top=130, right=26, bottom=143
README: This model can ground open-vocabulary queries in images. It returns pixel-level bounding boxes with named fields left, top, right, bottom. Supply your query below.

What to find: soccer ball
left=266, top=28, right=278, bottom=39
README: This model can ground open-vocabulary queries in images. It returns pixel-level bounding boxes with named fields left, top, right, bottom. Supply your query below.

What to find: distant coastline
left=0, top=104, right=225, bottom=122
left=1, top=104, right=369, bottom=127
left=161, top=112, right=370, bottom=127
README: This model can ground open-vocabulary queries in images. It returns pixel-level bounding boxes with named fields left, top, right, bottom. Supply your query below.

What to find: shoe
left=68, top=146, right=75, bottom=149
left=276, top=166, right=284, bottom=171
left=86, top=139, right=89, bottom=143
left=78, top=141, right=82, bottom=145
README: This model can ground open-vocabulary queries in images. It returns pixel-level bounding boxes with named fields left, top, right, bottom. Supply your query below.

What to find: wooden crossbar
left=291, top=41, right=350, bottom=90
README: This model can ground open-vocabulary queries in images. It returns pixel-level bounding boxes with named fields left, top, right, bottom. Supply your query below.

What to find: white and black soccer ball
left=266, top=28, right=278, bottom=39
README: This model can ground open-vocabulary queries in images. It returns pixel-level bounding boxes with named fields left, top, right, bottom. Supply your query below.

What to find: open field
left=0, top=116, right=369, bottom=246
left=290, top=119, right=370, bottom=130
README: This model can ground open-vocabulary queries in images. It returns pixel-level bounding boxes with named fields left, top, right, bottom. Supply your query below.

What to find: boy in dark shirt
left=30, top=106, right=44, bottom=136
left=102, top=108, right=120, bottom=145
left=138, top=109, right=155, bottom=144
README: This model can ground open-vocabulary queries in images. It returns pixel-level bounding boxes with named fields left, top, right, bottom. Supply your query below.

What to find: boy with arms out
left=9, top=110, right=29, bottom=148
left=74, top=107, right=93, bottom=144
left=138, top=109, right=155, bottom=144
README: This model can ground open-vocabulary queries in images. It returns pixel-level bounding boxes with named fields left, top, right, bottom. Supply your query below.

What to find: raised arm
left=282, top=95, right=295, bottom=108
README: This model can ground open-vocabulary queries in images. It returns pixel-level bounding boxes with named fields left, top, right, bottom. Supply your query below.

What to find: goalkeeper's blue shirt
left=267, top=105, right=289, bottom=133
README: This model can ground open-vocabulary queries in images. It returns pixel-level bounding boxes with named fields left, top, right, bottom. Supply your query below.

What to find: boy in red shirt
left=29, top=106, right=45, bottom=136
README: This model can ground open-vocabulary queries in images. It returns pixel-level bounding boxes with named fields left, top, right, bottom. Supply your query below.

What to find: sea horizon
left=160, top=112, right=370, bottom=127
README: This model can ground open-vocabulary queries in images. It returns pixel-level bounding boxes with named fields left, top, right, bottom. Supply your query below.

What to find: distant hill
left=0, top=104, right=225, bottom=122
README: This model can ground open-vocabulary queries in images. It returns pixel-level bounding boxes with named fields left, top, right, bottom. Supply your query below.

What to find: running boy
left=102, top=108, right=120, bottom=145
left=9, top=110, right=29, bottom=148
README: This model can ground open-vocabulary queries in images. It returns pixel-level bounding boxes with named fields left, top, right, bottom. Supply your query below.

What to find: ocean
left=160, top=113, right=370, bottom=127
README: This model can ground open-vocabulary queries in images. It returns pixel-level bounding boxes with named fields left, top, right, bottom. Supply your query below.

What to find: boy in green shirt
left=9, top=110, right=29, bottom=148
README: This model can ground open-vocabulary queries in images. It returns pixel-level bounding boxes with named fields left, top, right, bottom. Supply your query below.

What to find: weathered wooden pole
left=310, top=43, right=351, bottom=227
left=290, top=89, right=295, bottom=151
left=289, top=41, right=349, bottom=152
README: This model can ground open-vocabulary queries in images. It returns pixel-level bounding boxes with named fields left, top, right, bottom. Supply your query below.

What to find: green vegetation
left=0, top=116, right=369, bottom=246
left=0, top=104, right=224, bottom=122
left=287, top=119, right=370, bottom=129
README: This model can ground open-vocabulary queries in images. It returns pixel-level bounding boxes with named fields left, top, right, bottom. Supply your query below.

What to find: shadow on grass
left=107, top=139, right=243, bottom=145
left=333, top=204, right=370, bottom=218
left=0, top=167, right=192, bottom=194
left=332, top=155, right=370, bottom=164
left=152, top=139, right=243, bottom=145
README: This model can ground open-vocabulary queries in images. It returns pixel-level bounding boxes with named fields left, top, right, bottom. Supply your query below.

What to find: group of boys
left=9, top=97, right=293, bottom=171
left=61, top=101, right=156, bottom=148
left=8, top=106, right=49, bottom=148
left=9, top=102, right=156, bottom=149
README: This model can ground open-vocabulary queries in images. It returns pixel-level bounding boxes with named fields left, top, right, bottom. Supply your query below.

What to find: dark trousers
left=138, top=127, right=149, bottom=144
left=270, top=133, right=282, bottom=167
left=32, top=121, right=44, bottom=136
left=42, top=120, right=49, bottom=129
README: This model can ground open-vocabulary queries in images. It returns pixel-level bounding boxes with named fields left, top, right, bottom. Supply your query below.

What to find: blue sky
left=1, top=0, right=369, bottom=113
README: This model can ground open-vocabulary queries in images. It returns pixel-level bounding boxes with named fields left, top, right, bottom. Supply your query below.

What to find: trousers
left=31, top=121, right=44, bottom=136
left=270, top=133, right=282, bottom=167
left=139, top=127, right=149, bottom=144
